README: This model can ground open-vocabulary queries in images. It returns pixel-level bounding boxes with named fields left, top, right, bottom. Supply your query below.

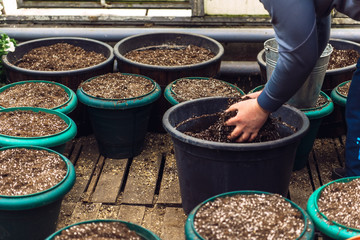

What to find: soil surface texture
left=54, top=222, right=142, bottom=240
left=81, top=73, right=154, bottom=99
left=194, top=193, right=305, bottom=240
left=171, top=78, right=243, bottom=103
left=124, top=44, right=215, bottom=66
left=0, top=82, right=68, bottom=109
left=0, top=148, right=66, bottom=196
left=318, top=178, right=360, bottom=229
left=328, top=48, right=360, bottom=70
left=15, top=43, right=107, bottom=71
left=338, top=81, right=351, bottom=97
left=180, top=97, right=295, bottom=143
left=0, top=110, right=68, bottom=137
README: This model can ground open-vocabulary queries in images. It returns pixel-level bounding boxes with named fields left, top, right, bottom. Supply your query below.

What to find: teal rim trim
left=77, top=73, right=161, bottom=110
left=45, top=219, right=161, bottom=240
left=164, top=77, right=245, bottom=106
left=0, top=145, right=76, bottom=211
left=0, top=80, right=78, bottom=115
left=248, top=85, right=334, bottom=120
left=0, top=107, right=77, bottom=147
left=307, top=177, right=360, bottom=239
left=185, top=190, right=314, bottom=240
left=331, top=80, right=350, bottom=107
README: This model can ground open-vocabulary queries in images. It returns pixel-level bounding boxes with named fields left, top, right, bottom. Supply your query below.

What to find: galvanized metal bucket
left=264, top=38, right=333, bottom=108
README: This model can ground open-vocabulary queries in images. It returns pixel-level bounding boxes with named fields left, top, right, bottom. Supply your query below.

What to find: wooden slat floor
left=56, top=132, right=346, bottom=240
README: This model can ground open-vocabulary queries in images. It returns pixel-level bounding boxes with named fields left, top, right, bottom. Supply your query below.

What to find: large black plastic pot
left=2, top=37, right=115, bottom=136
left=114, top=32, right=224, bottom=132
left=257, top=38, right=360, bottom=137
left=162, top=97, right=309, bottom=214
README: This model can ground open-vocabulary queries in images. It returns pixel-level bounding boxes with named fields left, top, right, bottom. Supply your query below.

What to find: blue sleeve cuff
left=257, top=89, right=284, bottom=113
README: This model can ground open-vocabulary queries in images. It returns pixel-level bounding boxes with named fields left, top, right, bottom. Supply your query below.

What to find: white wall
left=204, top=0, right=268, bottom=15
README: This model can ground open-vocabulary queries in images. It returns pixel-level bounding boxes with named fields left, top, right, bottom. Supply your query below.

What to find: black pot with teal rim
left=164, top=77, right=245, bottom=105
left=77, top=73, right=161, bottom=158
left=185, top=190, right=315, bottom=240
left=0, top=107, right=77, bottom=154
left=0, top=80, right=78, bottom=115
left=248, top=85, right=334, bottom=171
left=46, top=219, right=161, bottom=240
left=0, top=145, right=76, bottom=240
left=307, top=177, right=360, bottom=239
left=331, top=80, right=350, bottom=108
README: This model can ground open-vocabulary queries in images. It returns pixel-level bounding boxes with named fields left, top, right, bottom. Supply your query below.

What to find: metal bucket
left=265, top=38, right=333, bottom=108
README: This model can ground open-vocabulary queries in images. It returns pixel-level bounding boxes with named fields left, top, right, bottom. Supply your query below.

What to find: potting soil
left=0, top=110, right=68, bottom=137
left=54, top=222, right=143, bottom=240
left=124, top=44, right=215, bottom=66
left=338, top=81, right=351, bottom=97
left=0, top=148, right=66, bottom=196
left=0, top=82, right=68, bottom=108
left=194, top=193, right=305, bottom=240
left=328, top=48, right=360, bottom=70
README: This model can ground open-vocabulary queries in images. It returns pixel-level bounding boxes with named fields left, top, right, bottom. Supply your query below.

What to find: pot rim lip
left=335, top=79, right=351, bottom=99
left=162, top=96, right=310, bottom=150
left=45, top=219, right=161, bottom=240
left=2, top=37, right=115, bottom=75
left=313, top=176, right=360, bottom=233
left=0, top=145, right=76, bottom=210
left=186, top=190, right=313, bottom=240
left=164, top=77, right=245, bottom=105
left=0, top=80, right=73, bottom=110
left=113, top=31, right=224, bottom=71
left=77, top=73, right=162, bottom=109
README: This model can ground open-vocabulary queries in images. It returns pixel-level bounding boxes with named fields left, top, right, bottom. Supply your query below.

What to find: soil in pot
left=194, top=193, right=305, bottom=240
left=53, top=221, right=143, bottom=240
left=170, top=77, right=243, bottom=103
left=0, top=110, right=68, bottom=137
left=179, top=97, right=297, bottom=143
left=0, top=82, right=68, bottom=109
left=124, top=44, right=215, bottom=66
left=328, top=48, right=360, bottom=70
left=0, top=148, right=66, bottom=196
left=14, top=43, right=107, bottom=71
left=80, top=72, right=154, bottom=99
left=317, top=178, right=360, bottom=229
left=337, top=80, right=351, bottom=97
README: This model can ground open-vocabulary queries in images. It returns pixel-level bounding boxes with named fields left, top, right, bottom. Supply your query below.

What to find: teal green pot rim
left=185, top=190, right=314, bottom=240
left=164, top=77, right=245, bottom=106
left=248, top=85, right=333, bottom=120
left=0, top=107, right=77, bottom=148
left=45, top=219, right=161, bottom=240
left=77, top=73, right=161, bottom=110
left=0, top=145, right=76, bottom=211
left=307, top=177, right=360, bottom=239
left=331, top=80, right=350, bottom=107
left=0, top=80, right=78, bottom=115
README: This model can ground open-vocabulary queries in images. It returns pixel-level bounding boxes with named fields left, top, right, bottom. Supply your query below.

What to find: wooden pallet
left=56, top=133, right=346, bottom=240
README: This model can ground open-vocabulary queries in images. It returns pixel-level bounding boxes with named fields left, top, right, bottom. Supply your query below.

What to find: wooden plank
left=160, top=207, right=187, bottom=240
left=64, top=136, right=100, bottom=203
left=70, top=202, right=102, bottom=224
left=141, top=206, right=166, bottom=238
left=289, top=167, right=314, bottom=210
left=118, top=205, right=146, bottom=225
left=92, top=158, right=128, bottom=203
left=308, top=150, right=321, bottom=190
left=96, top=204, right=120, bottom=219
left=62, top=138, right=76, bottom=159
left=334, top=136, right=346, bottom=167
left=122, top=151, right=162, bottom=205
left=83, top=156, right=105, bottom=202
left=56, top=202, right=76, bottom=230
left=158, top=152, right=182, bottom=205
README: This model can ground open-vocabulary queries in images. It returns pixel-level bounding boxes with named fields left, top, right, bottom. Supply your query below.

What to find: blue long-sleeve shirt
left=258, top=0, right=360, bottom=112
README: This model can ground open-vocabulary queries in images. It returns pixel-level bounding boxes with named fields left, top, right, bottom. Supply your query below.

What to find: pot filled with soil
left=0, top=107, right=77, bottom=153
left=164, top=77, right=245, bottom=105
left=77, top=72, right=161, bottom=158
left=0, top=145, right=76, bottom=240
left=307, top=177, right=360, bottom=239
left=2, top=37, right=115, bottom=135
left=0, top=80, right=77, bottom=115
left=114, top=32, right=224, bottom=132
left=162, top=96, right=309, bottom=214
left=249, top=85, right=334, bottom=171
left=331, top=80, right=350, bottom=109
left=46, top=219, right=161, bottom=240
left=185, top=190, right=314, bottom=240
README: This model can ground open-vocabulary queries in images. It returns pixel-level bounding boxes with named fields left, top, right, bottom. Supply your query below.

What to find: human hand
left=225, top=97, right=270, bottom=142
